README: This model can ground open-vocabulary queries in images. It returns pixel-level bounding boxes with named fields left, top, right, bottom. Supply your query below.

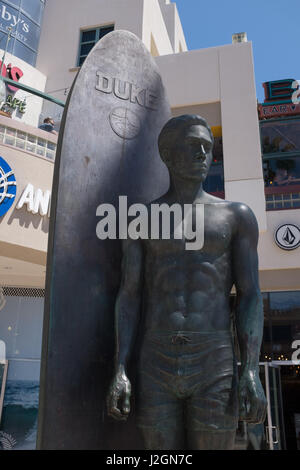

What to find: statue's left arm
left=232, top=203, right=267, bottom=424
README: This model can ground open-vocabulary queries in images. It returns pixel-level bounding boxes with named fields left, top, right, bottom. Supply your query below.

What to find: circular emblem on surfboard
left=109, top=107, right=141, bottom=140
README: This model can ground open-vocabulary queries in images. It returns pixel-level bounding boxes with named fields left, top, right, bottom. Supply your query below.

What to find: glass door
left=264, top=363, right=285, bottom=450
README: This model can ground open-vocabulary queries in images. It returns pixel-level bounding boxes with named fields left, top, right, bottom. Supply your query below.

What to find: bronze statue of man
left=107, top=115, right=267, bottom=450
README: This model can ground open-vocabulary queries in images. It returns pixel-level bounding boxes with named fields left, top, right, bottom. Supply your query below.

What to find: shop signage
left=0, top=156, right=16, bottom=217
left=0, top=157, right=51, bottom=218
left=263, top=79, right=297, bottom=104
left=258, top=79, right=300, bottom=119
left=0, top=61, right=24, bottom=93
left=0, top=4, right=29, bottom=34
left=0, top=1, right=44, bottom=66
left=275, top=224, right=300, bottom=250
left=16, top=183, right=51, bottom=217
left=258, top=102, right=300, bottom=119
left=0, top=61, right=26, bottom=115
left=4, top=94, right=26, bottom=114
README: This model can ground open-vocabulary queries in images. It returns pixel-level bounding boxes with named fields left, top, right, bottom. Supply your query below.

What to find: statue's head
left=158, top=115, right=214, bottom=182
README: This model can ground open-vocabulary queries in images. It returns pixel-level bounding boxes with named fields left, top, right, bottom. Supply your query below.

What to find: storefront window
left=260, top=291, right=300, bottom=362
left=261, top=119, right=300, bottom=210
left=263, top=156, right=300, bottom=188
left=203, top=135, right=224, bottom=196
left=261, top=119, right=300, bottom=154
left=0, top=288, right=44, bottom=450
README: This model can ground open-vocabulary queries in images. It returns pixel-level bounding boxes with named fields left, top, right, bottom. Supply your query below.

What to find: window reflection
left=261, top=120, right=300, bottom=154
left=263, top=157, right=300, bottom=187
left=261, top=291, right=300, bottom=362
left=204, top=135, right=224, bottom=195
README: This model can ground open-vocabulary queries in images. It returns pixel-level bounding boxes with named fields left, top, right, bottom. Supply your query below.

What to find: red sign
left=259, top=79, right=300, bottom=119
left=0, top=61, right=24, bottom=93
left=258, top=102, right=300, bottom=119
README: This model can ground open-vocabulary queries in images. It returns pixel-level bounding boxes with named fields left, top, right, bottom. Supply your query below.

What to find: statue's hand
left=107, top=365, right=131, bottom=421
left=238, top=368, right=267, bottom=424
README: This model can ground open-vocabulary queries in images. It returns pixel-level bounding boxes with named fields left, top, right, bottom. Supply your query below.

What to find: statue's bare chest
left=144, top=203, right=235, bottom=259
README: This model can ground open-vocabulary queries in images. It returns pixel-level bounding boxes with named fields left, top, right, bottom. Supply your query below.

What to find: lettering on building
left=5, top=94, right=26, bottom=113
left=0, top=61, right=24, bottom=93
left=0, top=4, right=29, bottom=34
left=16, top=183, right=51, bottom=217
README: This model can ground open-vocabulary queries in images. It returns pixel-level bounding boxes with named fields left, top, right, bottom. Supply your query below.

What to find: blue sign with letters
left=0, top=0, right=45, bottom=66
left=0, top=156, right=17, bottom=217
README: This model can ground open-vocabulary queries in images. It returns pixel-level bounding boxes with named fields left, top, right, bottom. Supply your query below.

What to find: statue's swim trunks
left=136, top=330, right=239, bottom=432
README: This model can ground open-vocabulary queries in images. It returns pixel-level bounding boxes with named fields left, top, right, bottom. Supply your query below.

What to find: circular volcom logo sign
left=109, top=107, right=141, bottom=140
left=0, top=156, right=17, bottom=217
left=275, top=224, right=300, bottom=250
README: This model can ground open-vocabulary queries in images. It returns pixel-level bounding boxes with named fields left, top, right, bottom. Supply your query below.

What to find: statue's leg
left=139, top=420, right=185, bottom=450
left=136, top=338, right=186, bottom=449
left=136, top=371, right=185, bottom=450
left=184, top=333, right=239, bottom=450
left=187, top=429, right=236, bottom=450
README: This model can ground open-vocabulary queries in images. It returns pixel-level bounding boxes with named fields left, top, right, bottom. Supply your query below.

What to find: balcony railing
left=0, top=116, right=57, bottom=161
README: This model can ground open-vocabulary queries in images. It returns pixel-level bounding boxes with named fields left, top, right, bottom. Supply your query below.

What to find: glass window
left=263, top=156, right=300, bottom=188
left=99, top=25, right=114, bottom=39
left=0, top=1, right=43, bottom=66
left=20, top=0, right=44, bottom=25
left=0, top=292, right=44, bottom=450
left=261, top=120, right=300, bottom=154
left=36, top=146, right=45, bottom=156
left=12, top=40, right=36, bottom=66
left=203, top=136, right=225, bottom=196
left=203, top=163, right=224, bottom=194
left=3, top=0, right=21, bottom=7
left=78, top=25, right=114, bottom=66
left=81, top=30, right=96, bottom=43
left=80, top=42, right=94, bottom=56
left=14, top=15, right=41, bottom=52
left=27, top=134, right=36, bottom=143
left=46, top=150, right=54, bottom=160
left=47, top=141, right=56, bottom=151
left=15, top=138, right=25, bottom=149
left=37, top=138, right=46, bottom=147
left=16, top=130, right=26, bottom=140
left=261, top=291, right=300, bottom=361
left=26, top=142, right=36, bottom=153
left=6, top=128, right=16, bottom=136
left=4, top=135, right=15, bottom=146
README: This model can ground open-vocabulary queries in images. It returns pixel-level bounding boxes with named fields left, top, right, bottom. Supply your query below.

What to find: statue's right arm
left=107, top=238, right=143, bottom=421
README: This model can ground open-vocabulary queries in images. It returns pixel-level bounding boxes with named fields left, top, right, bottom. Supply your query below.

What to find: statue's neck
left=168, top=173, right=205, bottom=205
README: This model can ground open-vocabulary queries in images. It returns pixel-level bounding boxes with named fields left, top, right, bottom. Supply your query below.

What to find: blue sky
left=174, top=0, right=299, bottom=103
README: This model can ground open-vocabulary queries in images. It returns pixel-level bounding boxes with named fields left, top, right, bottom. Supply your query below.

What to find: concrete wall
left=142, top=0, right=175, bottom=56
left=171, top=102, right=222, bottom=128
left=158, top=0, right=187, bottom=53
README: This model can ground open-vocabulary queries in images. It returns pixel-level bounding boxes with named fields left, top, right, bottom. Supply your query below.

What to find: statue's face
left=166, top=124, right=213, bottom=182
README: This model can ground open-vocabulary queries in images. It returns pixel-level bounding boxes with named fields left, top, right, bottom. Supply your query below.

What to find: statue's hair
left=158, top=114, right=214, bottom=158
